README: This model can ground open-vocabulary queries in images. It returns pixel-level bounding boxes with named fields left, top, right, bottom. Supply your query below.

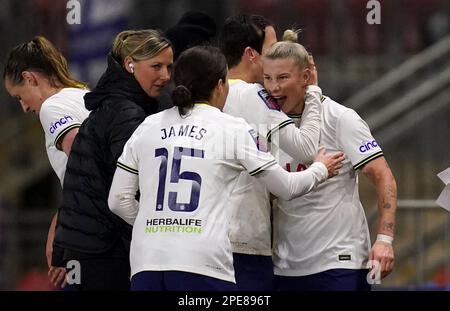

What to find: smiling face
left=263, top=57, right=308, bottom=114
left=4, top=74, right=44, bottom=115
left=132, top=47, right=174, bottom=98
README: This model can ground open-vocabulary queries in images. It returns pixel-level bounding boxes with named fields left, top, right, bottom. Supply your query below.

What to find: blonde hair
left=4, top=36, right=88, bottom=89
left=264, top=29, right=309, bottom=69
left=112, top=29, right=171, bottom=65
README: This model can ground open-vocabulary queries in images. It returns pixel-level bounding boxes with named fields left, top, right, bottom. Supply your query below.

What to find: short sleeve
left=336, top=109, right=383, bottom=170
left=117, top=128, right=140, bottom=175
left=39, top=99, right=84, bottom=148
left=235, top=121, right=277, bottom=176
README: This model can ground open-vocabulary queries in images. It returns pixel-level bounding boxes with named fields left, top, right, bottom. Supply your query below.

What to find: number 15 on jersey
left=155, top=146, right=205, bottom=212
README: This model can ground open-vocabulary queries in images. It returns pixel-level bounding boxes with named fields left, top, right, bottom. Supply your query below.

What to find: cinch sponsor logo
left=49, top=116, right=74, bottom=134
left=359, top=140, right=378, bottom=153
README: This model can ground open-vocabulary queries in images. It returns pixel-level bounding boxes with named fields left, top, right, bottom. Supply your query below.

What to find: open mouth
left=272, top=96, right=287, bottom=106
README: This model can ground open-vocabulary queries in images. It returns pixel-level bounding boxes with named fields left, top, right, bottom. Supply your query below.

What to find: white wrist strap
left=377, top=234, right=393, bottom=244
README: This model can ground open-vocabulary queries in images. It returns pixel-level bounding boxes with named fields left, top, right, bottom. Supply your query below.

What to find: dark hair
left=219, top=14, right=273, bottom=68
left=3, top=36, right=87, bottom=89
left=165, top=11, right=217, bottom=60
left=172, top=46, right=227, bottom=116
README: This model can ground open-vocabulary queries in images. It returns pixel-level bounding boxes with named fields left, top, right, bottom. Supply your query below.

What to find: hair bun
left=172, top=85, right=192, bottom=107
left=282, top=29, right=301, bottom=43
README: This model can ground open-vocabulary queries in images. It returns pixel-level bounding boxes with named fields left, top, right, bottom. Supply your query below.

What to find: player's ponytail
left=172, top=45, right=227, bottom=116
left=172, top=85, right=193, bottom=116
left=3, top=36, right=88, bottom=89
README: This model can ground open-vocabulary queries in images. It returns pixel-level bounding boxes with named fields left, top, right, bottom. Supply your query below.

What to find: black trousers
left=64, top=256, right=130, bottom=291
left=61, top=239, right=131, bottom=291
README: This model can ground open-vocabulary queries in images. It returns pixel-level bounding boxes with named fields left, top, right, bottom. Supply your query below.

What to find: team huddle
left=3, top=12, right=397, bottom=291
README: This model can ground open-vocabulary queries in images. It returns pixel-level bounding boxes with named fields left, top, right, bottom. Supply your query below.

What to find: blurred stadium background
left=0, top=0, right=449, bottom=290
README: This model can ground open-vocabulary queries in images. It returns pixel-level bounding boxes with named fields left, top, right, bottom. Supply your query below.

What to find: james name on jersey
left=161, top=124, right=207, bottom=141
left=159, top=122, right=263, bottom=162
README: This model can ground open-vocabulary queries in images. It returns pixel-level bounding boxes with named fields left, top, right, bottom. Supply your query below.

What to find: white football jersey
left=273, top=96, right=383, bottom=276
left=117, top=104, right=277, bottom=282
left=223, top=79, right=295, bottom=256
left=39, top=88, right=90, bottom=184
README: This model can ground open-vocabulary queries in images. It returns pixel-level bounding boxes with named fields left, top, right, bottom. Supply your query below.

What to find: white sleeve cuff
left=256, top=162, right=328, bottom=201
left=306, top=85, right=322, bottom=95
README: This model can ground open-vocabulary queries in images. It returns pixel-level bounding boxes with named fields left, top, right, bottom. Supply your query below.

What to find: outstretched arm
left=362, top=156, right=397, bottom=279
left=256, top=149, right=344, bottom=200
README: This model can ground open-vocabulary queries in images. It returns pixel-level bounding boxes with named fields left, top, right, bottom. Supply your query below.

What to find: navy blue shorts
left=233, top=253, right=274, bottom=291
left=130, top=271, right=236, bottom=291
left=274, top=269, right=372, bottom=291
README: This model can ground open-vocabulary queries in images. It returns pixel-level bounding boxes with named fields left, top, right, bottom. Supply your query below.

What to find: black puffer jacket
left=54, top=54, right=158, bottom=255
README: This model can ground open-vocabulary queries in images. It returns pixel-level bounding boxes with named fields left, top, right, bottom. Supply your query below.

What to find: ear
left=21, top=71, right=39, bottom=86
left=244, top=47, right=258, bottom=63
left=216, top=78, right=224, bottom=94
left=124, top=56, right=134, bottom=74
left=212, top=78, right=228, bottom=100
left=302, top=68, right=311, bottom=87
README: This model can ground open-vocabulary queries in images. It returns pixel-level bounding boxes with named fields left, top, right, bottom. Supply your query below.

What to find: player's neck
left=291, top=102, right=305, bottom=114
left=291, top=94, right=306, bottom=114
left=228, top=65, right=255, bottom=83
left=40, top=83, right=64, bottom=102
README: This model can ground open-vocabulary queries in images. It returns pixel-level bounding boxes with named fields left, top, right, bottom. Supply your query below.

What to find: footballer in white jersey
left=224, top=80, right=323, bottom=256
left=115, top=104, right=278, bottom=282
left=39, top=88, right=90, bottom=184
left=3, top=37, right=92, bottom=280
left=218, top=14, right=325, bottom=291
left=273, top=96, right=383, bottom=277
left=38, top=87, right=89, bottom=279
left=264, top=35, right=396, bottom=291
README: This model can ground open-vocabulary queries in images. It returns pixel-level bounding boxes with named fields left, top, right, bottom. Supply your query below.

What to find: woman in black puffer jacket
left=51, top=30, right=173, bottom=290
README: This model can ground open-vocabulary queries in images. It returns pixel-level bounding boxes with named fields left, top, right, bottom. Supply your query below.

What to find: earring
left=129, top=63, right=134, bottom=73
